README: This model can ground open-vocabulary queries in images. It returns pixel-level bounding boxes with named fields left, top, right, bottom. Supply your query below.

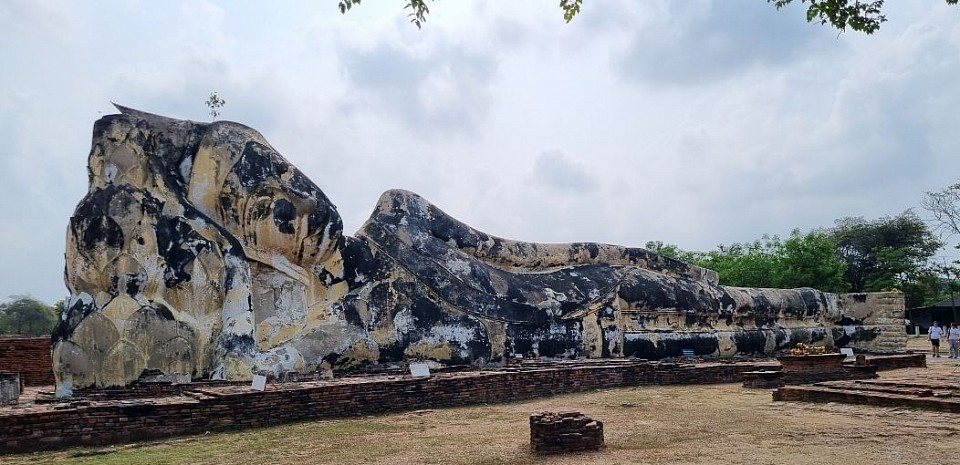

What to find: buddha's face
left=181, top=121, right=344, bottom=270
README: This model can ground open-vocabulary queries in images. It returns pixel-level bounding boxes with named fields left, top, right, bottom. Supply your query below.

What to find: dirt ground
left=7, top=337, right=960, bottom=465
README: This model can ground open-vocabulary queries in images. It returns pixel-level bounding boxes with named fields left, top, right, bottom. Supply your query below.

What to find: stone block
left=0, top=372, right=20, bottom=404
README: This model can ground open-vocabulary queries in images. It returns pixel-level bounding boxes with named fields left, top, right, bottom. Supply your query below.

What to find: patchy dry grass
left=7, top=344, right=959, bottom=465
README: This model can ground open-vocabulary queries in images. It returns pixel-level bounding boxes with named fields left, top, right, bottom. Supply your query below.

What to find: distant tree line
left=647, top=211, right=951, bottom=309
left=0, top=296, right=60, bottom=337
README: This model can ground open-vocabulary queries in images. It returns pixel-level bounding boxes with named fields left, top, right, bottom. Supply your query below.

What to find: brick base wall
left=772, top=386, right=960, bottom=412
left=0, top=337, right=53, bottom=386
left=0, top=354, right=926, bottom=454
left=862, top=353, right=925, bottom=370
left=1, top=361, right=765, bottom=453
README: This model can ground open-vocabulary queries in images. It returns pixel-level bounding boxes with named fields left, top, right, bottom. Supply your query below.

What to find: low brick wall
left=0, top=361, right=765, bottom=453
left=860, top=353, right=925, bottom=370
left=0, top=337, right=53, bottom=386
left=0, top=354, right=926, bottom=454
left=772, top=386, right=960, bottom=413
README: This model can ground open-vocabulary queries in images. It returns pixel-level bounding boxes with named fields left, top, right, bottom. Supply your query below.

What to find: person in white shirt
left=929, top=321, right=944, bottom=358
left=948, top=323, right=960, bottom=358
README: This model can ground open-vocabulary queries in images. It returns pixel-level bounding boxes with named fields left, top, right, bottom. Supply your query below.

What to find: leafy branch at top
left=339, top=0, right=432, bottom=29
left=770, top=0, right=958, bottom=34
left=338, top=0, right=958, bottom=34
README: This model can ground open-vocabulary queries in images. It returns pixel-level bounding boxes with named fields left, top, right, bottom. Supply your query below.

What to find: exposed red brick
left=0, top=337, right=54, bottom=386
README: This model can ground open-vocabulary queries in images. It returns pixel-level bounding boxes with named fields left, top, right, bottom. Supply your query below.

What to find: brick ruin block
left=0, top=337, right=55, bottom=386
left=742, top=370, right=785, bottom=389
left=777, top=353, right=878, bottom=384
left=529, top=410, right=604, bottom=454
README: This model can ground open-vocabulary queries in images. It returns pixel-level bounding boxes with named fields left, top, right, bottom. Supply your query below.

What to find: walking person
left=949, top=323, right=960, bottom=358
left=929, top=321, right=944, bottom=358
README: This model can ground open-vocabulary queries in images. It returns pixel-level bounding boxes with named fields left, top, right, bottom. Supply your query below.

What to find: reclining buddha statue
left=54, top=106, right=866, bottom=390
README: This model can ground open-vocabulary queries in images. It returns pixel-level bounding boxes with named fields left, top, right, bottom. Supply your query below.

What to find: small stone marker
left=0, top=372, right=20, bottom=404
left=251, top=374, right=267, bottom=391
left=409, top=362, right=431, bottom=378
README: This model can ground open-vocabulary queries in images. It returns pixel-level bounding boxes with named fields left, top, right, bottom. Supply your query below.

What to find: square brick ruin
left=529, top=410, right=604, bottom=454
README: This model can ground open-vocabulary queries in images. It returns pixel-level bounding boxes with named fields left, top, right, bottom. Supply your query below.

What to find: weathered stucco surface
left=55, top=107, right=905, bottom=390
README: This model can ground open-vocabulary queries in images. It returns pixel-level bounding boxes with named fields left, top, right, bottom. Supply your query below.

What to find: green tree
left=829, top=211, right=942, bottom=300
left=0, top=295, right=58, bottom=336
left=644, top=240, right=682, bottom=259
left=338, top=0, right=957, bottom=33
left=648, top=230, right=847, bottom=291
left=899, top=269, right=952, bottom=309
left=777, top=229, right=848, bottom=292
left=647, top=213, right=940, bottom=300
left=696, top=236, right=784, bottom=288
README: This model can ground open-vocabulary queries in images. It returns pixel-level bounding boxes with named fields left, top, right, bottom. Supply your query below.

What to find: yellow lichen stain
left=368, top=324, right=401, bottom=347
left=188, top=222, right=229, bottom=251
left=322, top=251, right=345, bottom=280
left=101, top=294, right=141, bottom=326
left=340, top=339, right=380, bottom=365
left=108, top=144, right=149, bottom=187
left=404, top=341, right=454, bottom=361
left=154, top=336, right=195, bottom=374
left=562, top=294, right=612, bottom=321
left=70, top=313, right=121, bottom=361
left=257, top=319, right=306, bottom=350
left=303, top=302, right=335, bottom=328
left=100, top=341, right=147, bottom=388
left=186, top=144, right=233, bottom=219
left=313, top=270, right=349, bottom=307
left=87, top=290, right=113, bottom=311
left=162, top=251, right=225, bottom=322
left=222, top=356, right=254, bottom=381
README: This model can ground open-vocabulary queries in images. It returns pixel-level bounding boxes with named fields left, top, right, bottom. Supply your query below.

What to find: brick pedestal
left=530, top=411, right=604, bottom=454
left=742, top=370, right=784, bottom=389
left=778, top=354, right=847, bottom=372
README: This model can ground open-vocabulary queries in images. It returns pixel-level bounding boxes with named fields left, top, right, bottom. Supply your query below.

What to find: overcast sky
left=2, top=0, right=959, bottom=304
